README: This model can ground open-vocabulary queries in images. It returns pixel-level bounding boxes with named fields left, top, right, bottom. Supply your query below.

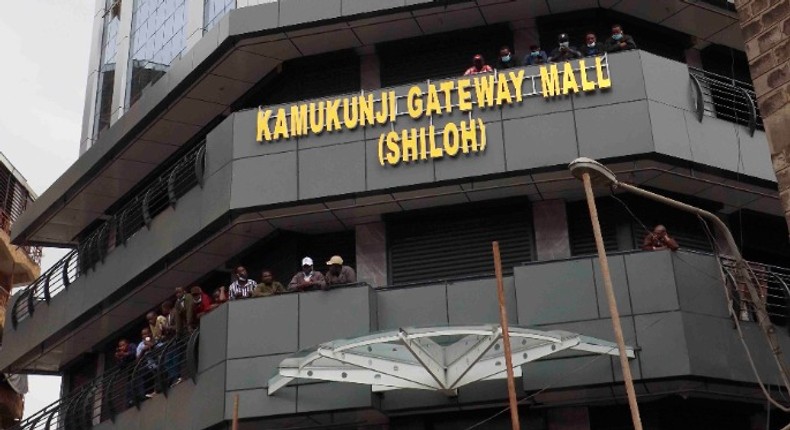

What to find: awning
left=268, top=325, right=634, bottom=396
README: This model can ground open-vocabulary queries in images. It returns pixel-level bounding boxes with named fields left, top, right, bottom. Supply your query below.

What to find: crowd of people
left=113, top=255, right=357, bottom=401
left=464, top=24, right=637, bottom=75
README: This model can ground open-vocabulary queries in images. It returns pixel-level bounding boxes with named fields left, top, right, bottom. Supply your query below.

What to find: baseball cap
left=326, top=255, right=344, bottom=266
left=302, top=257, right=313, bottom=266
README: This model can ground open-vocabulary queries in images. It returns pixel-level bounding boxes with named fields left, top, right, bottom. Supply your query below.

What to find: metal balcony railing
left=11, top=142, right=206, bottom=328
left=719, top=256, right=790, bottom=330
left=689, top=67, right=763, bottom=137
left=11, top=330, right=199, bottom=430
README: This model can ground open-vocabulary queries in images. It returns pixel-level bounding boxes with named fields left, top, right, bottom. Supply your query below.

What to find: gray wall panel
left=233, top=109, right=297, bottom=159
left=299, top=286, right=375, bottom=349
left=206, top=115, right=235, bottom=177
left=365, top=139, right=436, bottom=191
left=446, top=277, right=517, bottom=325
left=514, top=259, right=598, bottom=326
left=434, top=119, right=506, bottom=182
left=228, top=0, right=280, bottom=37
left=572, top=50, right=646, bottom=109
left=230, top=152, right=298, bottom=209
left=298, top=125, right=365, bottom=149
left=641, top=50, right=693, bottom=111
left=279, top=0, right=342, bottom=27
left=111, top=404, right=142, bottom=430
left=139, top=391, right=168, bottom=430
left=342, top=0, right=406, bottom=15
left=575, top=100, right=653, bottom=160
left=503, top=111, right=579, bottom=171
left=736, top=130, right=775, bottom=181
left=226, top=354, right=290, bottom=391
left=377, top=285, right=448, bottom=330
left=624, top=251, right=679, bottom=314
left=672, top=252, right=728, bottom=318
left=685, top=110, right=741, bottom=172
left=634, top=312, right=690, bottom=379
left=297, top=382, right=373, bottom=413
left=649, top=100, right=693, bottom=160
left=201, top=163, right=234, bottom=228
left=165, top=378, right=196, bottom=430
left=192, top=362, right=227, bottom=430
left=502, top=66, right=573, bottom=120
left=523, top=355, right=614, bottom=390
left=199, top=302, right=229, bottom=372
left=681, top=312, right=736, bottom=380
left=380, top=387, right=456, bottom=411
left=227, top=294, right=299, bottom=359
left=225, top=387, right=297, bottom=419
left=298, top=142, right=366, bottom=200
left=593, top=254, right=632, bottom=318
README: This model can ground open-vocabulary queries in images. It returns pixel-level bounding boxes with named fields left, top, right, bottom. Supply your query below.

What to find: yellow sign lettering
left=540, top=64, right=560, bottom=98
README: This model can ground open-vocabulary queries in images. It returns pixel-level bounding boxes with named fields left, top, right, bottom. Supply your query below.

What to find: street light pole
left=580, top=173, right=644, bottom=430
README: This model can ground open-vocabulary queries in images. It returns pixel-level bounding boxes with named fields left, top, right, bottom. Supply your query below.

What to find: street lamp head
left=569, top=157, right=619, bottom=187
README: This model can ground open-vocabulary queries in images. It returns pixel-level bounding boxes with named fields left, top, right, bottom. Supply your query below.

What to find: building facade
left=5, top=0, right=790, bottom=429
left=0, top=152, right=41, bottom=427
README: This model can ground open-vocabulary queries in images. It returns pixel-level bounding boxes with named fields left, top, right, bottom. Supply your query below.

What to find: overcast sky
left=0, top=0, right=95, bottom=419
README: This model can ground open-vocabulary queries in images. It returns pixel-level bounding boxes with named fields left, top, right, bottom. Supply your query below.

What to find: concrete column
left=355, top=222, right=387, bottom=287
left=511, top=18, right=539, bottom=60
left=733, top=0, right=790, bottom=237
left=357, top=46, right=381, bottom=90
left=532, top=200, right=571, bottom=261
left=546, top=407, right=591, bottom=430
left=186, top=0, right=207, bottom=50
left=79, top=0, right=109, bottom=156
left=110, top=0, right=134, bottom=122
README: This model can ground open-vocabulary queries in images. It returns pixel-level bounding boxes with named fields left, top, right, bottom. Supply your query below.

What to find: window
left=127, top=0, right=188, bottom=108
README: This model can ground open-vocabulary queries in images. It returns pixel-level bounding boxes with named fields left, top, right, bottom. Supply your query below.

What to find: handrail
left=11, top=141, right=206, bottom=328
left=719, top=255, right=790, bottom=328
left=11, top=331, right=197, bottom=430
left=688, top=67, right=762, bottom=132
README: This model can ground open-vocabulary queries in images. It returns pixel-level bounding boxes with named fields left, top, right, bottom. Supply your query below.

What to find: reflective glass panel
left=127, top=0, right=187, bottom=108
left=93, top=0, right=122, bottom=138
left=204, top=0, right=235, bottom=32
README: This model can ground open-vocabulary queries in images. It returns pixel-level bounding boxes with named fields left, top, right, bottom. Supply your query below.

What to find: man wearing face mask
left=495, top=46, right=518, bottom=69
left=604, top=24, right=637, bottom=52
left=228, top=265, right=256, bottom=300
left=581, top=32, right=604, bottom=57
left=464, top=54, right=493, bottom=76
left=548, top=33, right=582, bottom=63
left=288, top=257, right=327, bottom=292
left=523, top=44, right=548, bottom=66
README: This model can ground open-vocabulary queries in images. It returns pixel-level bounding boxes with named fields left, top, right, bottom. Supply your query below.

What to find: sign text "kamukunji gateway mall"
left=257, top=56, right=612, bottom=167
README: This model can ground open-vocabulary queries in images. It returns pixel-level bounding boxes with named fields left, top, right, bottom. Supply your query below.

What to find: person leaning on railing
left=253, top=269, right=286, bottom=297
left=641, top=224, right=679, bottom=252
left=604, top=24, right=637, bottom=53
left=325, top=255, right=357, bottom=288
left=288, top=257, right=327, bottom=291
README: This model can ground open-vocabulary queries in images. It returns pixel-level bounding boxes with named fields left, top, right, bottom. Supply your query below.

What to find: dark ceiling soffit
left=10, top=0, right=470, bottom=247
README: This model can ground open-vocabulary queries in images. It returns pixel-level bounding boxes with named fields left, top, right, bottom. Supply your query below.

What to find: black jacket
left=604, top=34, right=637, bottom=52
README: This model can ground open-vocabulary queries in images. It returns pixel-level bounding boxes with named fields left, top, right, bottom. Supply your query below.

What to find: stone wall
left=734, top=0, right=790, bottom=235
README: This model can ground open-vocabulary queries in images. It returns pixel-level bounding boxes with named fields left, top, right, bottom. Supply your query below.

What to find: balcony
left=12, top=250, right=790, bottom=430
left=1, top=49, right=783, bottom=375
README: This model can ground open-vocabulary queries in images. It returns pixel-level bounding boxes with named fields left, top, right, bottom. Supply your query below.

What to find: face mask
left=612, top=33, right=623, bottom=41
left=501, top=54, right=511, bottom=62
left=587, top=42, right=596, bottom=48
left=560, top=42, right=569, bottom=48
left=531, top=51, right=540, bottom=57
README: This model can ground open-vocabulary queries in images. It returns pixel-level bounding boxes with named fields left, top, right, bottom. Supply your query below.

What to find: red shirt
left=193, top=292, right=213, bottom=315
left=464, top=65, right=493, bottom=75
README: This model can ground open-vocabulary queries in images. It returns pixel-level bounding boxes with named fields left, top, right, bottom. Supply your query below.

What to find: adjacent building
left=5, top=1, right=790, bottom=429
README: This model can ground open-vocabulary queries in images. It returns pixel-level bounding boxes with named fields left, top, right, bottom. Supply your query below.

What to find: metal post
left=232, top=393, right=240, bottom=430
left=492, top=241, right=521, bottom=430
left=581, top=173, right=643, bottom=430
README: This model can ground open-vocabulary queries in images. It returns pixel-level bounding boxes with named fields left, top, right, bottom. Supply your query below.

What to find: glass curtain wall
left=126, top=0, right=187, bottom=108
left=93, top=0, right=121, bottom=138
left=204, top=0, right=235, bottom=32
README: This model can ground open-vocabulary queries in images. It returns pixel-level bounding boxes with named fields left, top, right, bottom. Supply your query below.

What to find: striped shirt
left=229, top=279, right=257, bottom=300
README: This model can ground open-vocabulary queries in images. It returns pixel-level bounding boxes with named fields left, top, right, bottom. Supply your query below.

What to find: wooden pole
left=492, top=241, right=521, bottom=430
left=232, top=393, right=240, bottom=430
left=581, top=173, right=643, bottom=430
